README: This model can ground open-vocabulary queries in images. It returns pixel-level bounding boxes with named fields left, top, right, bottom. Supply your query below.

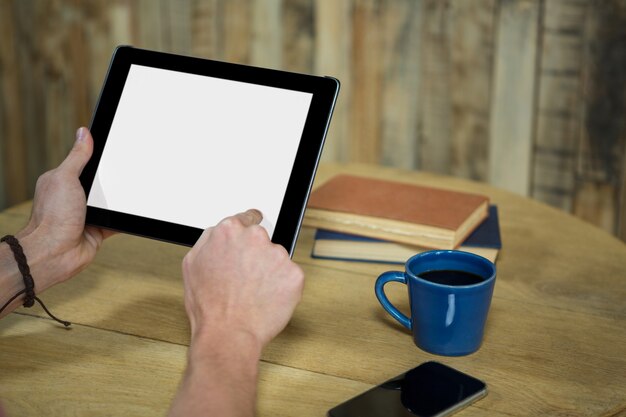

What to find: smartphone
left=328, top=361, right=487, bottom=417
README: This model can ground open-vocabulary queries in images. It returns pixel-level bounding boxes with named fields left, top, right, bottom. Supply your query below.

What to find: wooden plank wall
left=489, top=0, right=539, bottom=196
left=1, top=0, right=625, bottom=242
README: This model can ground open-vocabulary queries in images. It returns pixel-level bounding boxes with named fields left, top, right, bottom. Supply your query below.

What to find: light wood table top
left=1, top=163, right=625, bottom=416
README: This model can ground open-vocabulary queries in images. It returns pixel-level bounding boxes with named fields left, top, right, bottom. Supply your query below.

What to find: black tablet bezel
left=80, top=46, right=339, bottom=255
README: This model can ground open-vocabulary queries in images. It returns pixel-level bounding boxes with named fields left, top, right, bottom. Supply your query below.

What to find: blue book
left=312, top=206, right=501, bottom=264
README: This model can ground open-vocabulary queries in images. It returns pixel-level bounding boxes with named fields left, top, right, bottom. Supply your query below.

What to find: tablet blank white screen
left=87, top=64, right=313, bottom=237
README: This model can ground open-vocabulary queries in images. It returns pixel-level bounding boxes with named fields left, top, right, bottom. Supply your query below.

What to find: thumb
left=60, top=127, right=94, bottom=176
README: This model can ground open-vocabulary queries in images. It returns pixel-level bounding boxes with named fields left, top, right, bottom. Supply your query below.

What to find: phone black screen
left=328, top=362, right=486, bottom=417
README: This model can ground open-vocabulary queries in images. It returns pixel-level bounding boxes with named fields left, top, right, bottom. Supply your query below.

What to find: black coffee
left=418, top=270, right=485, bottom=286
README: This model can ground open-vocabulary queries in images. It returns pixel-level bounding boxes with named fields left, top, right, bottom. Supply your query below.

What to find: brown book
left=303, top=174, right=489, bottom=249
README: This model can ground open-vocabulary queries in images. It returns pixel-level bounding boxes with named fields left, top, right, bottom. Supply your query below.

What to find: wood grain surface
left=1, top=163, right=625, bottom=416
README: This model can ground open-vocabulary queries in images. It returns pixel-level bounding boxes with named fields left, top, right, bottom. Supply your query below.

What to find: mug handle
left=375, top=271, right=411, bottom=330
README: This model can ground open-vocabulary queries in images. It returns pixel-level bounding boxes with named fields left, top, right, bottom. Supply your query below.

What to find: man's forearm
left=168, top=328, right=263, bottom=417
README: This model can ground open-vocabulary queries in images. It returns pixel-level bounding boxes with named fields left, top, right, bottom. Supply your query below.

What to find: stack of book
left=303, top=174, right=501, bottom=264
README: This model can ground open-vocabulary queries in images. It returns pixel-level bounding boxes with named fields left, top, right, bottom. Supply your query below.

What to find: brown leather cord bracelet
left=1, top=235, right=71, bottom=327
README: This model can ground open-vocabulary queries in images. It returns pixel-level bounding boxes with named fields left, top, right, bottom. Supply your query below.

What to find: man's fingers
left=86, top=226, right=117, bottom=240
left=232, top=209, right=263, bottom=227
left=59, top=127, right=94, bottom=177
left=194, top=209, right=264, bottom=247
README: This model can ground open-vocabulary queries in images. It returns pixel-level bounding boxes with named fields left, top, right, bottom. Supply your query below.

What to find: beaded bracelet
left=1, top=235, right=71, bottom=327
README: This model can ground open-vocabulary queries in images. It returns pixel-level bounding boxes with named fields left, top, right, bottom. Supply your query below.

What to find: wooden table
left=1, top=163, right=625, bottom=416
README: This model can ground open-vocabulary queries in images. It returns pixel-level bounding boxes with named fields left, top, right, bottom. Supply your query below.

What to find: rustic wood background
left=1, top=0, right=625, bottom=241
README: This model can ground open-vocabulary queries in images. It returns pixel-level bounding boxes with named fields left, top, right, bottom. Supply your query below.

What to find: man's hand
left=181, top=209, right=304, bottom=349
left=2, top=127, right=114, bottom=318
left=169, top=209, right=304, bottom=417
left=18, top=127, right=114, bottom=291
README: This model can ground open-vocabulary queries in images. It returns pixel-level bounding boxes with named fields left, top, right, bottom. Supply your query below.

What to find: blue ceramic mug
left=375, top=250, right=496, bottom=356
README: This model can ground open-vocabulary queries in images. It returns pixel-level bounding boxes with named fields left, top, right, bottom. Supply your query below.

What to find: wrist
left=187, top=326, right=263, bottom=389
left=189, top=325, right=263, bottom=365
left=13, top=227, right=79, bottom=293
left=170, top=327, right=262, bottom=417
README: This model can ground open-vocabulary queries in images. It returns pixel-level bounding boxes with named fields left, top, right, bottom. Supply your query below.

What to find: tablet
left=80, top=46, right=339, bottom=255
